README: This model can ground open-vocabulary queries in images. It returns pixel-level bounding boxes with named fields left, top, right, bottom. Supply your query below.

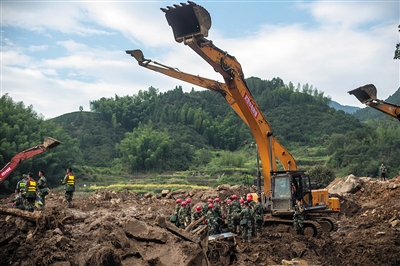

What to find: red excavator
left=0, top=137, right=62, bottom=184
left=127, top=1, right=339, bottom=237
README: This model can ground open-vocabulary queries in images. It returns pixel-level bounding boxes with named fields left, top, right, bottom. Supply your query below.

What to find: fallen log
left=185, top=215, right=205, bottom=232
left=0, top=207, right=41, bottom=222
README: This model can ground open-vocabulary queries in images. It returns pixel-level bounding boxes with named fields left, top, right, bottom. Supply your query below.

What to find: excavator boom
left=127, top=2, right=297, bottom=195
left=348, top=84, right=400, bottom=121
left=0, top=137, right=62, bottom=184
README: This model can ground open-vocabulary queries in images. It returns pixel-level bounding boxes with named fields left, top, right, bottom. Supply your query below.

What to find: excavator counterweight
left=161, top=1, right=211, bottom=43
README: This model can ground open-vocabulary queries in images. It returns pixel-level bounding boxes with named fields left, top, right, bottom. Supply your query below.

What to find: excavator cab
left=161, top=1, right=211, bottom=43
left=348, top=84, right=377, bottom=104
left=270, top=171, right=312, bottom=216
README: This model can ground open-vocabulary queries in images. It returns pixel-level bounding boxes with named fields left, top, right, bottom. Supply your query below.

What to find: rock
left=53, top=228, right=63, bottom=235
left=144, top=192, right=152, bottom=198
left=217, top=184, right=231, bottom=191
left=390, top=220, right=399, bottom=227
left=328, top=174, right=361, bottom=195
left=161, top=190, right=169, bottom=197
left=282, top=259, right=309, bottom=265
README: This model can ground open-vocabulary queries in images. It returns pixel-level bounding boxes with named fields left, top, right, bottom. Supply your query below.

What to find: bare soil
left=0, top=177, right=399, bottom=266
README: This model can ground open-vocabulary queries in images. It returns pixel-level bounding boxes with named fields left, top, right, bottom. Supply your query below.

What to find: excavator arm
left=127, top=2, right=297, bottom=195
left=0, top=137, right=62, bottom=184
left=349, top=84, right=400, bottom=121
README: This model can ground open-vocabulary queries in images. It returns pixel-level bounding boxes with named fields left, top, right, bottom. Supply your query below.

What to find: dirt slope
left=0, top=177, right=399, bottom=266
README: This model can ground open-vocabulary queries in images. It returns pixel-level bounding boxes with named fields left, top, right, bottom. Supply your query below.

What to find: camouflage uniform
left=14, top=177, right=27, bottom=210
left=379, top=164, right=387, bottom=180
left=293, top=202, right=305, bottom=235
left=172, top=204, right=181, bottom=227
left=253, top=201, right=263, bottom=236
left=239, top=204, right=254, bottom=242
left=193, top=210, right=203, bottom=221
left=37, top=172, right=47, bottom=206
left=178, top=206, right=189, bottom=229
left=228, top=199, right=241, bottom=233
left=206, top=209, right=219, bottom=235
left=185, top=204, right=192, bottom=225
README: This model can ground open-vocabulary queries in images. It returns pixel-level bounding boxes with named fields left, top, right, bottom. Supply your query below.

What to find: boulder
left=328, top=174, right=361, bottom=195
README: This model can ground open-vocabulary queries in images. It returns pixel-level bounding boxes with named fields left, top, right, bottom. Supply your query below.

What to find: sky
left=1, top=0, right=399, bottom=119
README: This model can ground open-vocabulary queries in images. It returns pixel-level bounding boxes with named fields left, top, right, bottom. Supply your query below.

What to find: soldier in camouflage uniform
left=193, top=205, right=203, bottom=221
left=253, top=197, right=264, bottom=237
left=25, top=173, right=37, bottom=212
left=239, top=201, right=254, bottom=243
left=228, top=195, right=241, bottom=234
left=171, top=199, right=182, bottom=227
left=185, top=198, right=192, bottom=225
left=37, top=170, right=48, bottom=206
left=202, top=198, right=213, bottom=216
left=14, top=174, right=28, bottom=210
left=178, top=201, right=189, bottom=229
left=293, top=198, right=305, bottom=235
left=206, top=203, right=219, bottom=235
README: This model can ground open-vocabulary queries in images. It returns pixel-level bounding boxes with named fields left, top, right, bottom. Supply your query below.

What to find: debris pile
left=0, top=177, right=399, bottom=265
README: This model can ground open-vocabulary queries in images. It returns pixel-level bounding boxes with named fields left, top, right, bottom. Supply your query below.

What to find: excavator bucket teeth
left=43, top=137, right=63, bottom=149
left=161, top=1, right=211, bottom=43
left=348, top=84, right=377, bottom=103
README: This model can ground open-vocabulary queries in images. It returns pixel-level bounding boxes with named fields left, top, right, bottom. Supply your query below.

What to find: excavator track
left=308, top=215, right=338, bottom=233
left=263, top=217, right=322, bottom=238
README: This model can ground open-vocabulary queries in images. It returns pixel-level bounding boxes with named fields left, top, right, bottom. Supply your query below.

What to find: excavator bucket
left=43, top=137, right=63, bottom=149
left=161, top=1, right=211, bottom=43
left=348, top=84, right=377, bottom=104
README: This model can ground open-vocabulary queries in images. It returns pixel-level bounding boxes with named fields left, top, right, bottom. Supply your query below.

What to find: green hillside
left=1, top=77, right=399, bottom=195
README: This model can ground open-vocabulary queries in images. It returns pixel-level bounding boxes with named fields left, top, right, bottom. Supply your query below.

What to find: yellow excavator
left=127, top=1, right=339, bottom=237
left=349, top=84, right=400, bottom=121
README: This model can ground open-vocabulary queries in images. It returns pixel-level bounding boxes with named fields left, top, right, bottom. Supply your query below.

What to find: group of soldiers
left=14, top=171, right=48, bottom=212
left=170, top=193, right=264, bottom=243
left=13, top=168, right=76, bottom=211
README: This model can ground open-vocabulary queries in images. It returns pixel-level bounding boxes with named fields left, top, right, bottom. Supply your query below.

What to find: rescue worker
left=228, top=194, right=241, bottom=234
left=253, top=197, right=264, bottom=237
left=379, top=163, right=387, bottom=181
left=206, top=203, right=219, bottom=235
left=185, top=198, right=192, bottom=225
left=25, top=172, right=37, bottom=212
left=293, top=198, right=305, bottom=235
left=37, top=170, right=48, bottom=206
left=202, top=198, right=213, bottom=216
left=171, top=198, right=182, bottom=227
left=14, top=174, right=28, bottom=210
left=239, top=201, right=254, bottom=243
left=213, top=197, right=225, bottom=229
left=61, top=168, right=75, bottom=206
left=193, top=205, right=203, bottom=221
left=178, top=201, right=189, bottom=229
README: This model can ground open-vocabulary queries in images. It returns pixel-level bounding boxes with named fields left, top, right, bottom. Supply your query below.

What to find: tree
left=394, top=25, right=400, bottom=59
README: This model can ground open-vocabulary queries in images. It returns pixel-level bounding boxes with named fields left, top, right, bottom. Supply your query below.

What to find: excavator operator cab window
left=271, top=174, right=293, bottom=212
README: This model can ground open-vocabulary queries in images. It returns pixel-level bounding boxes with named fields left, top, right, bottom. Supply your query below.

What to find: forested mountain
left=329, top=101, right=360, bottom=114
left=2, top=77, right=399, bottom=194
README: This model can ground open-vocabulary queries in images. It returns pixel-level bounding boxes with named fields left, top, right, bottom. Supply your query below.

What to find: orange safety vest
left=27, top=180, right=37, bottom=192
left=66, top=174, right=75, bottom=185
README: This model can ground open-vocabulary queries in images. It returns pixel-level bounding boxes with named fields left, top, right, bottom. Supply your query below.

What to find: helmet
left=232, top=194, right=238, bottom=199
left=239, top=199, right=244, bottom=204
left=207, top=198, right=213, bottom=203
left=247, top=193, right=253, bottom=199
left=227, top=199, right=232, bottom=204
left=21, top=174, right=27, bottom=180
left=182, top=201, right=187, bottom=206
left=196, top=205, right=202, bottom=212
left=214, top=198, right=220, bottom=203
left=208, top=203, right=214, bottom=209
left=186, top=198, right=192, bottom=203
left=247, top=197, right=252, bottom=202
left=176, top=199, right=182, bottom=204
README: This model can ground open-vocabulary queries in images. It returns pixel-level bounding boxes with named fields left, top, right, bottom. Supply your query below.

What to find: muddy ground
left=0, top=176, right=399, bottom=266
